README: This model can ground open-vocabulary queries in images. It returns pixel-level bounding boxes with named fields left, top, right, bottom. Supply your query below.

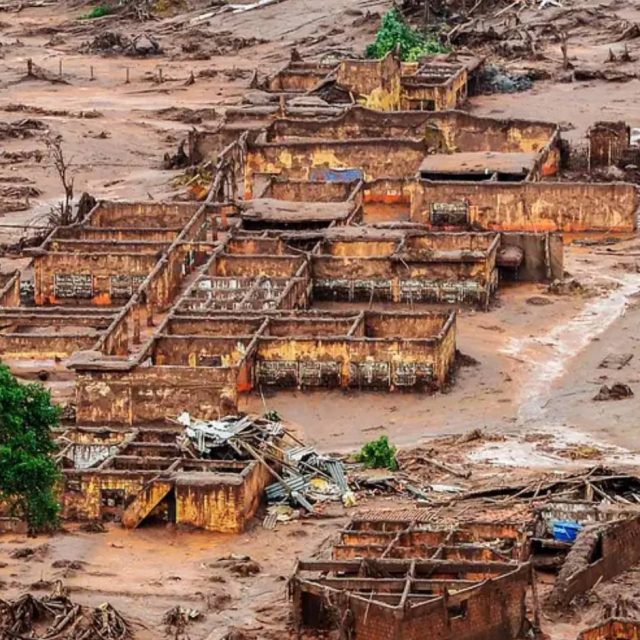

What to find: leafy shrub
left=83, top=5, right=112, bottom=19
left=365, top=9, right=448, bottom=62
left=357, top=436, right=399, bottom=471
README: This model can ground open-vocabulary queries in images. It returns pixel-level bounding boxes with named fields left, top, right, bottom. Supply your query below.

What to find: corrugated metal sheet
left=325, top=459, right=348, bottom=492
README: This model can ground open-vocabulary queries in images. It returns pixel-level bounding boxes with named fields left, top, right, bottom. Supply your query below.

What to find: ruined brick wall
left=89, top=202, right=201, bottom=228
left=33, top=252, right=160, bottom=306
left=578, top=619, right=640, bottom=640
left=410, top=181, right=638, bottom=232
left=215, top=255, right=305, bottom=278
left=337, top=53, right=402, bottom=110
left=175, top=460, right=272, bottom=532
left=239, top=459, right=273, bottom=527
left=245, top=140, right=427, bottom=198
left=266, top=108, right=556, bottom=153
left=266, top=62, right=334, bottom=93
left=345, top=564, right=528, bottom=640
left=175, top=478, right=245, bottom=532
left=188, top=127, right=246, bottom=165
left=428, top=111, right=557, bottom=154
left=0, top=334, right=98, bottom=359
left=401, top=68, right=468, bottom=112
left=312, top=256, right=490, bottom=306
left=152, top=336, right=252, bottom=367
left=61, top=472, right=148, bottom=521
left=75, top=366, right=238, bottom=425
left=255, top=333, right=452, bottom=390
left=268, top=108, right=446, bottom=143
left=363, top=178, right=413, bottom=223
left=47, top=240, right=169, bottom=254
left=588, top=121, right=630, bottom=168
left=548, top=516, right=640, bottom=609
left=54, top=227, right=180, bottom=243
left=263, top=179, right=356, bottom=202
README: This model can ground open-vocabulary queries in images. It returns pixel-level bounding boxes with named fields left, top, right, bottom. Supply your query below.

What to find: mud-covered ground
left=2, top=0, right=640, bottom=638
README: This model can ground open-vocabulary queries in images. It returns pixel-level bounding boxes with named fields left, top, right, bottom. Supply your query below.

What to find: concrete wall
left=0, top=333, right=98, bottom=359
left=312, top=256, right=493, bottom=307
left=266, top=62, right=334, bottom=93
left=255, top=318, right=455, bottom=390
left=337, top=53, right=402, bottom=111
left=267, top=108, right=557, bottom=153
left=263, top=178, right=356, bottom=202
left=410, top=181, right=638, bottom=232
left=89, top=201, right=201, bottom=229
left=61, top=471, right=150, bottom=521
left=245, top=139, right=427, bottom=198
left=152, top=336, right=252, bottom=367
left=175, top=461, right=271, bottom=533
left=54, top=227, right=180, bottom=242
left=75, top=366, right=238, bottom=425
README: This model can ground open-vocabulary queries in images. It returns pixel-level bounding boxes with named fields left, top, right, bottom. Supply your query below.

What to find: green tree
left=0, top=363, right=61, bottom=533
left=365, top=9, right=448, bottom=62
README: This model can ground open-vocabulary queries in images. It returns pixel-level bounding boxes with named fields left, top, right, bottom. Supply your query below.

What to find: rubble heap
left=0, top=583, right=130, bottom=640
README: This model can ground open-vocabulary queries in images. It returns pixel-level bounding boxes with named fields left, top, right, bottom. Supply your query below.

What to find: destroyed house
left=70, top=232, right=457, bottom=424
left=291, top=512, right=531, bottom=640
left=311, top=231, right=499, bottom=308
left=0, top=307, right=116, bottom=359
left=234, top=107, right=636, bottom=234
left=547, top=514, right=640, bottom=609
left=262, top=52, right=475, bottom=112
left=0, top=200, right=227, bottom=364
left=58, top=422, right=276, bottom=533
left=333, top=514, right=529, bottom=562
left=243, top=106, right=561, bottom=198
left=32, top=200, right=204, bottom=306
left=400, top=61, right=470, bottom=111
left=74, top=308, right=456, bottom=424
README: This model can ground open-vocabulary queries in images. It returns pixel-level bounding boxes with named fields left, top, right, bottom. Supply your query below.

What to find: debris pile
left=163, top=605, right=201, bottom=639
left=0, top=119, right=47, bottom=140
left=177, top=413, right=353, bottom=513
left=176, top=29, right=268, bottom=61
left=80, top=31, right=162, bottom=57
left=480, top=64, right=533, bottom=93
left=0, top=583, right=131, bottom=639
left=593, top=383, right=634, bottom=401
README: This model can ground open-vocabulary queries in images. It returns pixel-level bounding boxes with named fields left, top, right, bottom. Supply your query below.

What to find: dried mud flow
left=2, top=1, right=640, bottom=639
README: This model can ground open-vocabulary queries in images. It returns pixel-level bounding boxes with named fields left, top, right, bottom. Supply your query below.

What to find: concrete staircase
left=121, top=478, right=174, bottom=529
